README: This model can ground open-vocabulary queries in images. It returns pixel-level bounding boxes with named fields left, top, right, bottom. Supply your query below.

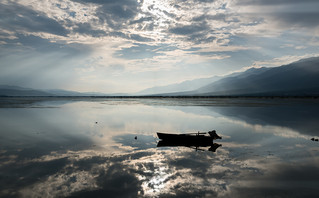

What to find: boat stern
left=208, top=130, right=222, bottom=139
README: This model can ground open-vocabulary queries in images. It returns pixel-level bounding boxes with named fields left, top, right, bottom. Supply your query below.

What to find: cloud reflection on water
left=0, top=98, right=319, bottom=197
left=3, top=147, right=318, bottom=197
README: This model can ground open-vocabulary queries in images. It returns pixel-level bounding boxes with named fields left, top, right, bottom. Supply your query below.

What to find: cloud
left=168, top=22, right=220, bottom=45
left=0, top=0, right=318, bottom=92
left=0, top=33, right=93, bottom=90
left=127, top=34, right=155, bottom=42
left=114, top=43, right=177, bottom=60
left=0, top=1, right=69, bottom=36
left=169, top=23, right=209, bottom=35
left=251, top=54, right=319, bottom=68
left=71, top=0, right=143, bottom=30
left=236, top=0, right=319, bottom=6
left=2, top=34, right=87, bottom=54
left=72, top=22, right=107, bottom=37
left=274, top=13, right=319, bottom=28
left=0, top=157, right=70, bottom=197
left=68, top=163, right=143, bottom=198
left=1, top=99, right=319, bottom=197
left=3, top=145, right=318, bottom=198
left=233, top=0, right=319, bottom=30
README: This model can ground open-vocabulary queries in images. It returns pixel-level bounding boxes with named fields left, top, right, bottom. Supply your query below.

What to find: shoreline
left=1, top=95, right=319, bottom=108
left=1, top=95, right=319, bottom=99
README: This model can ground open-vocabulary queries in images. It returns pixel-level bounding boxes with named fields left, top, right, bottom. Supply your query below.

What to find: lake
left=0, top=97, right=319, bottom=198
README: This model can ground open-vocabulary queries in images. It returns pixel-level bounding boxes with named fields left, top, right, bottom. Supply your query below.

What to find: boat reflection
left=156, top=130, right=222, bottom=152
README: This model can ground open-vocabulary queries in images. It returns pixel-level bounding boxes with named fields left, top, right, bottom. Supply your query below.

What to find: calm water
left=0, top=97, right=319, bottom=198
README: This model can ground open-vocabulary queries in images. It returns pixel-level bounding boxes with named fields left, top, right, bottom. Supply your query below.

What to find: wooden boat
left=157, top=130, right=221, bottom=142
left=157, top=130, right=222, bottom=152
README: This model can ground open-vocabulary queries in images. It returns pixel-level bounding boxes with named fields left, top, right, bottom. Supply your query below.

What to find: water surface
left=1, top=97, right=319, bottom=197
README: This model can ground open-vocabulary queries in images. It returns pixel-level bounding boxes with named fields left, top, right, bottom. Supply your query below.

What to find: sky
left=0, top=0, right=319, bottom=93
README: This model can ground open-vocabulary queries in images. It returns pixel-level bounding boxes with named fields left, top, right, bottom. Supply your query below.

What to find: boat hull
left=157, top=132, right=222, bottom=152
left=157, top=132, right=213, bottom=143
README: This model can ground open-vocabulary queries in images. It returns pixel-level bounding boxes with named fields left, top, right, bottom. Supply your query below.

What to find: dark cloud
left=272, top=13, right=319, bottom=28
left=231, top=187, right=317, bottom=198
left=192, top=14, right=210, bottom=22
left=195, top=0, right=216, bottom=2
left=129, top=16, right=154, bottom=25
left=193, top=13, right=240, bottom=23
left=174, top=0, right=217, bottom=4
left=70, top=0, right=157, bottom=42
left=129, top=34, right=154, bottom=42
left=168, top=22, right=216, bottom=44
left=236, top=0, right=319, bottom=5
left=71, top=0, right=119, bottom=4
left=234, top=0, right=319, bottom=28
left=189, top=33, right=216, bottom=44
left=0, top=2, right=68, bottom=36
left=72, top=0, right=143, bottom=30
left=169, top=23, right=209, bottom=35
left=159, top=188, right=218, bottom=198
left=106, top=31, right=154, bottom=42
left=72, top=22, right=107, bottom=37
left=0, top=34, right=89, bottom=56
left=163, top=10, right=177, bottom=19
left=98, top=2, right=138, bottom=20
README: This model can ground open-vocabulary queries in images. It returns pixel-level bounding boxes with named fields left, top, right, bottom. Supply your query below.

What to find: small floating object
left=315, top=139, right=319, bottom=142
left=311, top=138, right=315, bottom=141
left=95, top=122, right=98, bottom=124
left=135, top=136, right=137, bottom=140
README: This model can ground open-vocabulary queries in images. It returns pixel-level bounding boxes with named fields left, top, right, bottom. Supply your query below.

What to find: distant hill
left=135, top=75, right=222, bottom=96
left=43, top=89, right=108, bottom=96
left=0, top=85, right=106, bottom=96
left=0, top=85, right=53, bottom=96
left=191, top=57, right=319, bottom=96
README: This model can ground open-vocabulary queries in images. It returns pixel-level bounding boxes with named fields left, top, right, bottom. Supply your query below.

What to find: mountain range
left=142, top=57, right=319, bottom=96
left=1, top=57, right=319, bottom=97
left=0, top=85, right=106, bottom=97
left=192, top=57, right=319, bottom=96
left=135, top=75, right=222, bottom=96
